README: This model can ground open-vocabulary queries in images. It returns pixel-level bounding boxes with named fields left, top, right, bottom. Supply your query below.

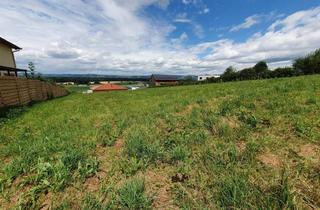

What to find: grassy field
left=0, top=75, right=319, bottom=209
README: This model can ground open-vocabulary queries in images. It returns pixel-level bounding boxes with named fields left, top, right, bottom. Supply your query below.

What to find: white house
left=197, top=75, right=220, bottom=81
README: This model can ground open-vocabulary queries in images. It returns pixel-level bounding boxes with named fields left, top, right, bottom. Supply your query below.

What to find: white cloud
left=199, top=8, right=210, bottom=14
left=0, top=1, right=319, bottom=75
left=182, top=0, right=196, bottom=4
left=205, top=7, right=320, bottom=70
left=230, top=12, right=285, bottom=32
left=230, top=15, right=261, bottom=32
left=173, top=13, right=204, bottom=38
left=174, top=13, right=192, bottom=23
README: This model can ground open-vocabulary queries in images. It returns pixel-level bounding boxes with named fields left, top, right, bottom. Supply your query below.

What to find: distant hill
left=43, top=74, right=194, bottom=83
left=43, top=74, right=151, bottom=83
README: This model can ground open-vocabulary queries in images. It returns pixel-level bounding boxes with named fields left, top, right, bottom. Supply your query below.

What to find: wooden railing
left=0, top=76, right=68, bottom=109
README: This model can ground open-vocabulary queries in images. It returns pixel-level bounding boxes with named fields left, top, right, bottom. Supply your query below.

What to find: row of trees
left=210, top=49, right=320, bottom=82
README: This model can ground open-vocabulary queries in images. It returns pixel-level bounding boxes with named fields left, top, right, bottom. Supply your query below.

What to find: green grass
left=0, top=75, right=320, bottom=209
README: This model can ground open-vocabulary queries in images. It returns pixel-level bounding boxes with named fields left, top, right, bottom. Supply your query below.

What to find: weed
left=83, top=194, right=103, bottom=210
left=293, top=119, right=313, bottom=137
left=3, top=159, right=25, bottom=181
left=53, top=201, right=71, bottom=210
left=306, top=95, right=317, bottom=105
left=97, top=122, right=119, bottom=147
left=203, top=111, right=219, bottom=134
left=78, top=157, right=99, bottom=179
left=170, top=146, right=189, bottom=163
left=278, top=168, right=296, bottom=209
left=238, top=110, right=260, bottom=128
left=217, top=171, right=252, bottom=209
left=118, top=178, right=151, bottom=209
left=61, top=150, right=86, bottom=171
left=120, top=157, right=145, bottom=176
left=124, top=130, right=162, bottom=163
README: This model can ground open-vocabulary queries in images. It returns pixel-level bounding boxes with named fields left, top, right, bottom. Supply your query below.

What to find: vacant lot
left=1, top=75, right=319, bottom=209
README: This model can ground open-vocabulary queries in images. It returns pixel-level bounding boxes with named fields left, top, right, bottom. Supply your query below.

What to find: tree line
left=208, top=48, right=320, bottom=83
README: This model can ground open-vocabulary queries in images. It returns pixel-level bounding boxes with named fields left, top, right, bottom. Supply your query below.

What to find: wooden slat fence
left=0, top=76, right=68, bottom=109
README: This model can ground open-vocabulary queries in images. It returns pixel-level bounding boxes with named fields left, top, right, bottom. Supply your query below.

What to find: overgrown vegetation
left=209, top=48, right=320, bottom=83
left=0, top=75, right=319, bottom=209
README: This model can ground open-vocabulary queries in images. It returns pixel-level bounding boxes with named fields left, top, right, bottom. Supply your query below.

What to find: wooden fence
left=0, top=76, right=68, bottom=109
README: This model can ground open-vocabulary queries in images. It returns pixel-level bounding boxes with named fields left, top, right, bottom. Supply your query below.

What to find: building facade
left=197, top=75, right=220, bottom=81
left=0, top=37, right=24, bottom=77
left=150, top=74, right=180, bottom=86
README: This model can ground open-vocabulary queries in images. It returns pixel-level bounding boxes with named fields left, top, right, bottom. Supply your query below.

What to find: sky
left=0, top=0, right=320, bottom=75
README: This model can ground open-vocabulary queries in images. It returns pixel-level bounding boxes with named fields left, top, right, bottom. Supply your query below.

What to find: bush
left=293, top=49, right=320, bottom=75
left=270, top=67, right=296, bottom=78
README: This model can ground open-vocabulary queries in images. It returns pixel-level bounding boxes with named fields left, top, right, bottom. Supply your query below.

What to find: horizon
left=1, top=0, right=320, bottom=75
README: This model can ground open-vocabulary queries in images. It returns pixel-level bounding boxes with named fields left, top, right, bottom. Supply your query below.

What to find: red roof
left=91, top=83, right=128, bottom=91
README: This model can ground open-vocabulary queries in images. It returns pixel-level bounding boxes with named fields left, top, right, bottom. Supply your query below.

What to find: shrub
left=118, top=178, right=151, bottom=209
left=293, top=49, right=320, bottom=75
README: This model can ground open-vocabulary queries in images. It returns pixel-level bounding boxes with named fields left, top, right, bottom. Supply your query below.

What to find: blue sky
left=0, top=0, right=320, bottom=75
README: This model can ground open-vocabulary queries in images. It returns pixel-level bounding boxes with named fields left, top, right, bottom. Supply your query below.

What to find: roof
left=151, top=74, right=182, bottom=81
left=91, top=83, right=128, bottom=91
left=0, top=37, right=22, bottom=50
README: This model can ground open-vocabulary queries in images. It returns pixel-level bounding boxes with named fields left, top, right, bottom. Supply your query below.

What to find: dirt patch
left=236, top=141, right=246, bottom=153
left=258, top=153, right=282, bottom=168
left=114, top=138, right=124, bottom=153
left=144, top=169, right=178, bottom=210
left=40, top=192, right=52, bottom=210
left=178, top=104, right=199, bottom=116
left=10, top=183, right=32, bottom=204
left=84, top=176, right=100, bottom=192
left=299, top=144, right=319, bottom=160
left=56, top=186, right=83, bottom=209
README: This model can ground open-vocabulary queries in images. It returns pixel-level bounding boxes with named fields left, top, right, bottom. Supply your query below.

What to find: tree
left=221, top=66, right=237, bottom=81
left=28, top=62, right=35, bottom=78
left=239, top=68, right=256, bottom=80
left=254, top=61, right=269, bottom=78
left=293, top=49, right=320, bottom=74
left=270, top=67, right=295, bottom=78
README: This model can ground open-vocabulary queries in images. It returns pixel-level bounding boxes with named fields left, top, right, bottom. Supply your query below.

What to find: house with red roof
left=90, top=83, right=128, bottom=92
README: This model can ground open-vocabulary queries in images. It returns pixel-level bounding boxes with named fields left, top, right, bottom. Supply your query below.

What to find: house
left=150, top=74, right=180, bottom=86
left=0, top=37, right=27, bottom=77
left=196, top=75, right=220, bottom=81
left=90, top=83, right=128, bottom=92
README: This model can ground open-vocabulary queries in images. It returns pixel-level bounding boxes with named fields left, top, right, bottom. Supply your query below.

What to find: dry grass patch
left=258, top=153, right=282, bottom=168
left=143, top=167, right=178, bottom=210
